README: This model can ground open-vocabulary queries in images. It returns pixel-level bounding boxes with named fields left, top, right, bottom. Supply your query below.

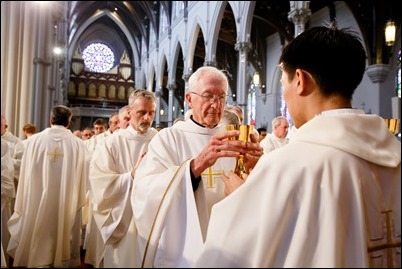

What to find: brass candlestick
left=226, top=124, right=254, bottom=176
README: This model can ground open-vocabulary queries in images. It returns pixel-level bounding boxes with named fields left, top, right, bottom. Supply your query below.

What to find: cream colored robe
left=132, top=119, right=236, bottom=267
left=83, top=129, right=111, bottom=267
left=1, top=138, right=15, bottom=214
left=89, top=126, right=157, bottom=268
left=1, top=130, right=24, bottom=181
left=1, top=139, right=15, bottom=268
left=259, top=132, right=288, bottom=153
left=1, top=130, right=24, bottom=263
left=7, top=125, right=89, bottom=268
left=197, top=111, right=401, bottom=268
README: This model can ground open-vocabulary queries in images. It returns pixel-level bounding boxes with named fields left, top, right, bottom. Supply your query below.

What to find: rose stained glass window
left=82, top=43, right=115, bottom=73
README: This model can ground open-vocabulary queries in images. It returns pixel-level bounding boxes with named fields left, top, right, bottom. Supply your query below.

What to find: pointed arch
left=68, top=10, right=140, bottom=76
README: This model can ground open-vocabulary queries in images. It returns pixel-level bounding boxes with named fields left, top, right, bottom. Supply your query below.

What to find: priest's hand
left=221, top=171, right=248, bottom=196
left=191, top=130, right=263, bottom=178
left=191, top=130, right=245, bottom=178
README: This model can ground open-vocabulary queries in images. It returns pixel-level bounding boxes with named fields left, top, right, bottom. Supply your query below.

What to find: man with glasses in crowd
left=131, top=66, right=263, bottom=267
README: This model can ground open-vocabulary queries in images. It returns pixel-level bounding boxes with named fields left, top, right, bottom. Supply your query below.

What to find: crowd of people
left=1, top=26, right=400, bottom=268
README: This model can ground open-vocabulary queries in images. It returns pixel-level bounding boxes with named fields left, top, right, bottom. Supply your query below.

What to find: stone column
left=56, top=4, right=69, bottom=106
left=366, top=64, right=390, bottom=83
left=365, top=64, right=394, bottom=117
left=167, top=83, right=175, bottom=126
left=234, top=41, right=252, bottom=122
left=182, top=71, right=192, bottom=112
left=204, top=60, right=217, bottom=67
left=32, top=6, right=52, bottom=130
left=155, top=87, right=162, bottom=126
left=288, top=1, right=312, bottom=36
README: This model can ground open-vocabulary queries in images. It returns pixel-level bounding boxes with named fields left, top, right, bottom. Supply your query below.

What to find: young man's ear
left=295, top=68, right=315, bottom=96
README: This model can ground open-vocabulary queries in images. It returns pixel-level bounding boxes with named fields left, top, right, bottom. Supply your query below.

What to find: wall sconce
left=385, top=20, right=396, bottom=46
left=253, top=72, right=267, bottom=103
left=253, top=72, right=260, bottom=86
left=53, top=46, right=62, bottom=55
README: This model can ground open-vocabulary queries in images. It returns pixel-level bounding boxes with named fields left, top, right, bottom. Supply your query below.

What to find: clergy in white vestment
left=131, top=66, right=263, bottom=268
left=1, top=138, right=15, bottom=218
left=117, top=105, right=131, bottom=130
left=82, top=116, right=111, bottom=267
left=106, top=112, right=119, bottom=135
left=84, top=117, right=109, bottom=156
left=7, top=105, right=89, bottom=268
left=1, top=138, right=15, bottom=268
left=1, top=115, right=25, bottom=266
left=89, top=89, right=158, bottom=268
left=83, top=105, right=131, bottom=267
left=1, top=115, right=24, bottom=183
left=259, top=115, right=290, bottom=153
left=196, top=26, right=401, bottom=268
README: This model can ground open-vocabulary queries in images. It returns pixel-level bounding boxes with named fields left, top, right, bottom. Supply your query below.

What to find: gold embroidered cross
left=201, top=167, right=223, bottom=188
left=367, top=209, right=401, bottom=267
left=47, top=147, right=63, bottom=162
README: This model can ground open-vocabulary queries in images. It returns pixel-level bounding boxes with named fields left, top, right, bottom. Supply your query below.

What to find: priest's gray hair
left=128, top=89, right=156, bottom=106
left=188, top=66, right=229, bottom=93
left=50, top=105, right=72, bottom=127
left=119, top=105, right=130, bottom=120
left=221, top=108, right=241, bottom=126
left=272, top=116, right=288, bottom=128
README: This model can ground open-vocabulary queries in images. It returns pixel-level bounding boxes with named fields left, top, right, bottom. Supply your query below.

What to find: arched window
left=159, top=5, right=168, bottom=36
left=149, top=26, right=156, bottom=49
left=172, top=1, right=184, bottom=21
left=248, top=84, right=257, bottom=126
left=82, top=43, right=115, bottom=73
left=141, top=36, right=147, bottom=58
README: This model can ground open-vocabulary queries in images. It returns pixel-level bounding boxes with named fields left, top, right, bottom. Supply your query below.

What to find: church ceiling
left=68, top=1, right=400, bottom=68
left=64, top=1, right=400, bottom=114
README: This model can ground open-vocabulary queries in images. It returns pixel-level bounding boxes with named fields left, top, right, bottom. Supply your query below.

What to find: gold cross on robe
left=367, top=209, right=401, bottom=267
left=201, top=167, right=223, bottom=188
left=47, top=146, right=64, bottom=162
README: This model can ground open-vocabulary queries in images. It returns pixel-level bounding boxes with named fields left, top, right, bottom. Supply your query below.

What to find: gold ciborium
left=384, top=118, right=400, bottom=135
left=226, top=124, right=254, bottom=176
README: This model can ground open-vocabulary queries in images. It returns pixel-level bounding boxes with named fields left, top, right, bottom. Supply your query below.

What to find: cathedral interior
left=1, top=1, right=401, bottom=134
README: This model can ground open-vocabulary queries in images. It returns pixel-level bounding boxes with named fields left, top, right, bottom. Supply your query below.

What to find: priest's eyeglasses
left=190, top=92, right=227, bottom=103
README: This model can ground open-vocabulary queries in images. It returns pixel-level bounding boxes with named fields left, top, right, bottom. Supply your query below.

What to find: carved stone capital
left=366, top=64, right=390, bottom=83
left=182, top=73, right=191, bottom=81
left=204, top=60, right=217, bottom=67
left=288, top=7, right=311, bottom=25
left=234, top=41, right=252, bottom=53
left=167, top=83, right=176, bottom=91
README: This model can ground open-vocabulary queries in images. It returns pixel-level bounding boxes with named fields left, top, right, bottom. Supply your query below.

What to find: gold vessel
left=384, top=118, right=400, bottom=135
left=226, top=124, right=254, bottom=176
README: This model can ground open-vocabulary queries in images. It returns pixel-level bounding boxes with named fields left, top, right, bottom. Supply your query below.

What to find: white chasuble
left=89, top=126, right=157, bottom=268
left=1, top=139, right=15, bottom=268
left=7, top=126, right=89, bottom=268
left=132, top=119, right=236, bottom=268
left=1, top=131, right=24, bottom=265
left=197, top=112, right=401, bottom=268
left=1, top=139, right=15, bottom=211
